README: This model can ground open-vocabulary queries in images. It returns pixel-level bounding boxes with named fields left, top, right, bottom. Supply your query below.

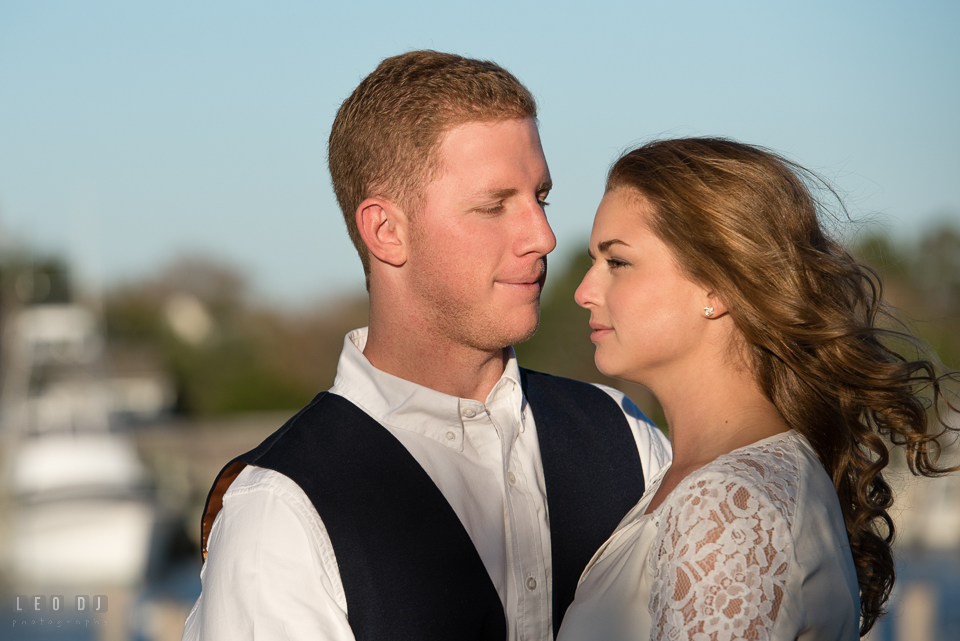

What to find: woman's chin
left=594, top=358, right=628, bottom=383
left=595, top=357, right=649, bottom=388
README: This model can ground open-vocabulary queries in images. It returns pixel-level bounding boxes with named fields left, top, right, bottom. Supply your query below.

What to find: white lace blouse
left=557, top=431, right=860, bottom=641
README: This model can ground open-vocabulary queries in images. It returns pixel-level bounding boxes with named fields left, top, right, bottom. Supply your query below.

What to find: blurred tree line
left=852, top=225, right=960, bottom=370
left=101, top=256, right=368, bottom=415
left=0, top=253, right=72, bottom=306
left=89, top=222, right=959, bottom=420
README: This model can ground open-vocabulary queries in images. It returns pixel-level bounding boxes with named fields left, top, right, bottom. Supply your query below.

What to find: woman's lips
left=589, top=322, right=612, bottom=342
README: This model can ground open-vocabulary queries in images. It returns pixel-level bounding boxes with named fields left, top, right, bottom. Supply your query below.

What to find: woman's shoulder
left=660, top=430, right=805, bottom=529
left=647, top=432, right=810, bottom=639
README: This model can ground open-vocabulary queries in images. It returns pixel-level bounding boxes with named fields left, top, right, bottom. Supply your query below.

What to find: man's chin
left=504, top=312, right=540, bottom=347
left=466, top=312, right=540, bottom=352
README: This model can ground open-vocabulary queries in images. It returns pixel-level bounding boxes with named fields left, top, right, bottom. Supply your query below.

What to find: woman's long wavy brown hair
left=607, top=138, right=959, bottom=636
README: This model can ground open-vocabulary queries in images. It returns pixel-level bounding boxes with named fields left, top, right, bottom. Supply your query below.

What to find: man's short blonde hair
left=328, top=50, right=537, bottom=281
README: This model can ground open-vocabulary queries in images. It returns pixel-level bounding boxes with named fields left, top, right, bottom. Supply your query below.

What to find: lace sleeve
left=647, top=451, right=798, bottom=641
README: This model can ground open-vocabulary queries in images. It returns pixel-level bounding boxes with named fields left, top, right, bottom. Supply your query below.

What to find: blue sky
left=1, top=1, right=958, bottom=305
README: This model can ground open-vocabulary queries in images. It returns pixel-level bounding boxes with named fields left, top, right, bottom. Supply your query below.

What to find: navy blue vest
left=201, top=369, right=645, bottom=640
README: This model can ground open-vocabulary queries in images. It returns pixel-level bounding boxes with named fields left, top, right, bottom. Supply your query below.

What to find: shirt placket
left=488, top=386, right=549, bottom=641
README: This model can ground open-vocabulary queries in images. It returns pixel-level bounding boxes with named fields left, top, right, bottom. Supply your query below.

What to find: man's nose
left=518, top=201, right=557, bottom=256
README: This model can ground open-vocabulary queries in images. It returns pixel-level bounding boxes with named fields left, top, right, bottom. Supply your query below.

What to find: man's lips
left=496, top=260, right=547, bottom=291
left=495, top=278, right=542, bottom=294
left=497, top=277, right=542, bottom=286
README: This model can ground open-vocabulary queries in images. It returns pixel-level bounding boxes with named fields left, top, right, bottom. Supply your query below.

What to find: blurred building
left=867, top=415, right=960, bottom=641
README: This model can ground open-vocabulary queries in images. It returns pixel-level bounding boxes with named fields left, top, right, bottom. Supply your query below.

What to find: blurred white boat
left=0, top=304, right=167, bottom=588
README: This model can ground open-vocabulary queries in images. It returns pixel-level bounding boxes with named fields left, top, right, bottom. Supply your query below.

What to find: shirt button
left=462, top=407, right=477, bottom=418
left=445, top=431, right=456, bottom=441
left=507, top=472, right=517, bottom=485
left=526, top=577, right=537, bottom=591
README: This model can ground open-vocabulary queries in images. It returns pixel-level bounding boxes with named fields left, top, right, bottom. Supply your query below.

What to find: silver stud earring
left=704, top=306, right=715, bottom=318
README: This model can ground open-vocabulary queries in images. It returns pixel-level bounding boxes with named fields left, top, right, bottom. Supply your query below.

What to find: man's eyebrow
left=481, top=188, right=518, bottom=200
left=490, top=189, right=520, bottom=198
left=470, top=180, right=552, bottom=202
left=597, top=239, right=628, bottom=253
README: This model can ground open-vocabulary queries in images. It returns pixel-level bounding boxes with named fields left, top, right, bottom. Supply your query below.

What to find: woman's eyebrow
left=598, top=239, right=628, bottom=253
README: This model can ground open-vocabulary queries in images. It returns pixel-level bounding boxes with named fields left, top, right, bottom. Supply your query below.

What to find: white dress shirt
left=182, top=328, right=671, bottom=641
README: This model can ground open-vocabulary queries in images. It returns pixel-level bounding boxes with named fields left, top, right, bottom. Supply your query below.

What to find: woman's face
left=575, top=189, right=711, bottom=386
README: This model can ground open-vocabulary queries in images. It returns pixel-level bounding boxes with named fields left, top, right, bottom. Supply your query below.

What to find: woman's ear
left=356, top=197, right=409, bottom=267
left=702, top=291, right=728, bottom=319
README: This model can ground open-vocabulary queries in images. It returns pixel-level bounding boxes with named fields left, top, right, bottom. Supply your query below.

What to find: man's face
left=406, top=117, right=556, bottom=352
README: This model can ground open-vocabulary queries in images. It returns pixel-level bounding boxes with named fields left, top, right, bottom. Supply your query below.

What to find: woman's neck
left=644, top=354, right=790, bottom=513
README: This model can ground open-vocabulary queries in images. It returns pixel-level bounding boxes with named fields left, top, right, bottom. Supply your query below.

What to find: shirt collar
left=330, top=328, right=525, bottom=446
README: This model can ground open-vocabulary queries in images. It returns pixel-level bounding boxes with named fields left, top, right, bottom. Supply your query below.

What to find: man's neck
left=362, top=322, right=508, bottom=403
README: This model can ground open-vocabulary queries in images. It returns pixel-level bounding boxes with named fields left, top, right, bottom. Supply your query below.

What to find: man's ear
left=356, top=198, right=408, bottom=267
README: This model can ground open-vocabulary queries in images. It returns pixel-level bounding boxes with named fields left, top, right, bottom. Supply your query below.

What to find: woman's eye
left=607, top=258, right=629, bottom=269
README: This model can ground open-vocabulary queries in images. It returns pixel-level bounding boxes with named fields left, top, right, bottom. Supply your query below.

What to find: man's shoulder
left=518, top=368, right=642, bottom=416
left=518, top=367, right=617, bottom=399
left=237, top=392, right=369, bottom=459
left=518, top=367, right=596, bottom=387
left=518, top=368, right=671, bottom=476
